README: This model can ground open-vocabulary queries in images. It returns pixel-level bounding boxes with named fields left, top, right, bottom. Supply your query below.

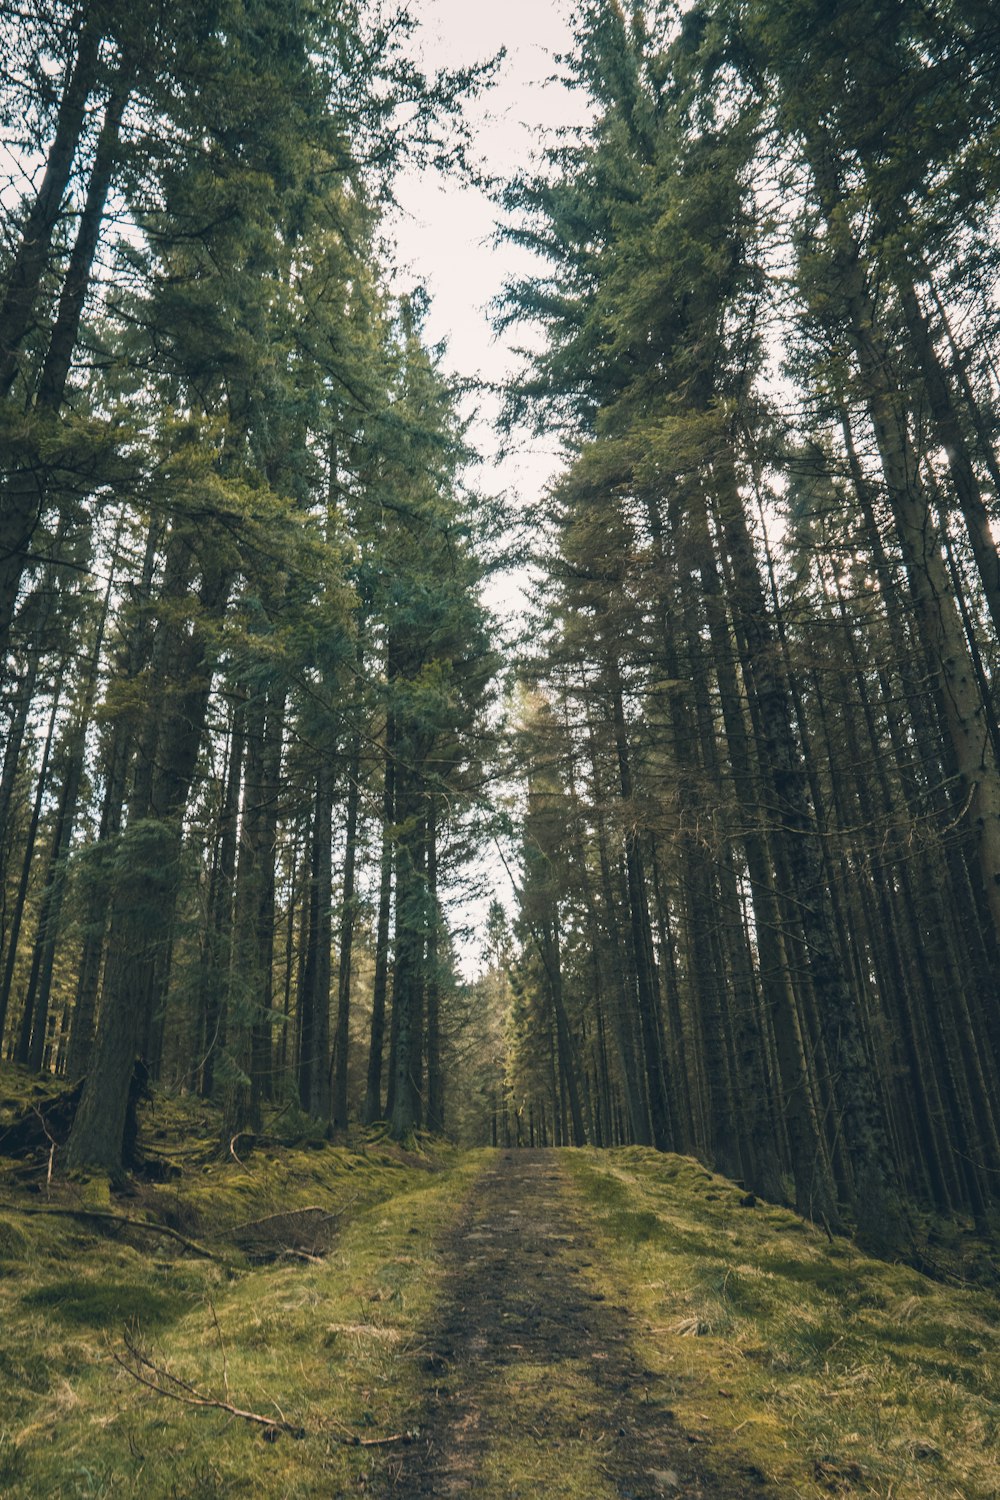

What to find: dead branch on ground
left=112, top=1328, right=306, bottom=1440
left=113, top=1328, right=416, bottom=1448
left=4, top=1202, right=219, bottom=1259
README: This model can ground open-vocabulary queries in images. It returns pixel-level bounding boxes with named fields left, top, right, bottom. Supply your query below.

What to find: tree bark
left=66, top=540, right=231, bottom=1171
left=331, top=689, right=361, bottom=1130
left=0, top=45, right=133, bottom=646
left=0, top=13, right=102, bottom=398
left=362, top=718, right=395, bottom=1125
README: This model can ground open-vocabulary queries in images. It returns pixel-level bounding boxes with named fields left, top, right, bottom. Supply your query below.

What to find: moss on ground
left=3, top=1068, right=999, bottom=1500
left=567, top=1149, right=1000, bottom=1500
left=0, top=1065, right=484, bottom=1498
left=479, top=1357, right=618, bottom=1500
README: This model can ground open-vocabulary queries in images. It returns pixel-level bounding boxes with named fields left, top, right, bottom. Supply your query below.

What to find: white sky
left=388, top=1, right=592, bottom=970
left=390, top=0, right=590, bottom=607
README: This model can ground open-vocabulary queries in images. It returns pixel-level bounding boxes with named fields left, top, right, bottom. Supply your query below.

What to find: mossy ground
left=566, top=1148, right=1000, bottom=1499
left=0, top=1065, right=483, bottom=1498
left=2, top=1068, right=999, bottom=1499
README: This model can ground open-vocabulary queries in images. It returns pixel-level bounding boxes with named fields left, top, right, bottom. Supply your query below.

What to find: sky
left=390, top=0, right=591, bottom=613
left=387, top=1, right=592, bottom=967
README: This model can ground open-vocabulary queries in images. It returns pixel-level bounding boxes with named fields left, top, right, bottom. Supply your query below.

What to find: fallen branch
left=207, top=1299, right=230, bottom=1402
left=226, top=1204, right=332, bottom=1234
left=31, top=1104, right=57, bottom=1199
left=327, top=1418, right=416, bottom=1448
left=336, top=1431, right=413, bottom=1448
left=113, top=1330, right=413, bottom=1448
left=225, top=1197, right=360, bottom=1260
left=2, top=1203, right=219, bottom=1259
left=113, top=1328, right=306, bottom=1440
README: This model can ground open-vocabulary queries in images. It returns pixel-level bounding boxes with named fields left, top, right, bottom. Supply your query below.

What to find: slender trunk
left=895, top=277, right=1000, bottom=641
left=0, top=49, right=133, bottom=644
left=607, top=658, right=673, bottom=1150
left=223, top=691, right=268, bottom=1138
left=694, top=523, right=796, bottom=1202
left=711, top=459, right=886, bottom=1234
left=575, top=675, right=650, bottom=1140
left=548, top=912, right=586, bottom=1146
left=0, top=645, right=41, bottom=888
left=807, top=135, right=1000, bottom=951
left=0, top=14, right=102, bottom=398
left=299, top=755, right=333, bottom=1120
left=389, top=762, right=425, bottom=1139
left=17, top=531, right=117, bottom=1068
left=16, top=729, right=85, bottom=1069
left=36, top=55, right=135, bottom=412
left=648, top=841, right=697, bottom=1152
left=198, top=694, right=245, bottom=1097
left=424, top=798, right=443, bottom=1133
left=581, top=691, right=651, bottom=1141
left=0, top=677, right=63, bottom=1043
left=362, top=718, right=395, bottom=1124
left=63, top=702, right=132, bottom=1081
left=331, top=687, right=362, bottom=1130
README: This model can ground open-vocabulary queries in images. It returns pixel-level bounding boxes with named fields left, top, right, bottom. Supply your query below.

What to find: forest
left=2, top=1, right=1000, bottom=1496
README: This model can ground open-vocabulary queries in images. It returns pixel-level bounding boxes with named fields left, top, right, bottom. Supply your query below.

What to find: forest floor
left=368, top=1148, right=770, bottom=1499
left=1, top=1066, right=999, bottom=1499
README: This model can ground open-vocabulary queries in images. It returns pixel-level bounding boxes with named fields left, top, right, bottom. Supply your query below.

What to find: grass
left=3, top=1067, right=1000, bottom=1499
left=566, top=1148, right=1000, bottom=1499
left=0, top=1065, right=485, bottom=1499
left=477, top=1357, right=621, bottom=1500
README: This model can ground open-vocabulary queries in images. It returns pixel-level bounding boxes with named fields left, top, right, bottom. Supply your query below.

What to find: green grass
left=3, top=1069, right=1000, bottom=1499
left=21, top=1278, right=184, bottom=1329
left=566, top=1148, right=1000, bottom=1500
left=0, top=1067, right=485, bottom=1499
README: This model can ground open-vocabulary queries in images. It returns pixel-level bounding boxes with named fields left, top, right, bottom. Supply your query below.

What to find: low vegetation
left=2, top=1068, right=998, bottom=1498
left=0, top=1066, right=483, bottom=1498
left=568, top=1151, right=1000, bottom=1499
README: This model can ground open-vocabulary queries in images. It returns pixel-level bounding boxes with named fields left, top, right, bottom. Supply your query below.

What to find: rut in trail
left=366, top=1150, right=773, bottom=1499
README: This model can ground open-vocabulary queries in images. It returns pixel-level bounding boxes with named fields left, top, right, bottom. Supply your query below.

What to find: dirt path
left=367, top=1150, right=773, bottom=1498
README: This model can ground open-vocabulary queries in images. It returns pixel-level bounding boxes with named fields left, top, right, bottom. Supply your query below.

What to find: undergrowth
left=0, top=1064, right=483, bottom=1499
left=3, top=1066, right=999, bottom=1499
left=568, top=1149, right=1000, bottom=1500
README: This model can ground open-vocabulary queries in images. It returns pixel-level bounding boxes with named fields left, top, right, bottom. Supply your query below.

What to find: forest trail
left=371, top=1150, right=771, bottom=1499
left=4, top=1072, right=998, bottom=1500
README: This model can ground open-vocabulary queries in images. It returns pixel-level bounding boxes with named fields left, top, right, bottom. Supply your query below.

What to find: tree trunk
left=331, top=691, right=361, bottom=1130
left=0, top=46, right=133, bottom=645
left=17, top=531, right=117, bottom=1069
left=0, top=13, right=102, bottom=398
left=607, top=658, right=673, bottom=1151
left=362, top=718, right=395, bottom=1124
left=424, top=797, right=444, bottom=1134
left=298, top=754, right=333, bottom=1120
left=65, top=541, right=231, bottom=1171
left=0, top=677, right=63, bottom=1044
left=389, top=763, right=426, bottom=1139
left=711, top=459, right=890, bottom=1236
